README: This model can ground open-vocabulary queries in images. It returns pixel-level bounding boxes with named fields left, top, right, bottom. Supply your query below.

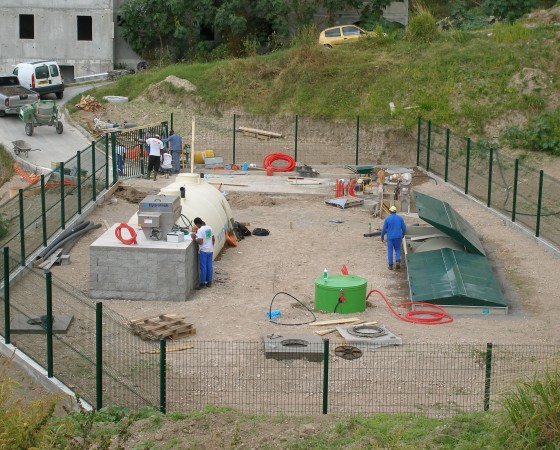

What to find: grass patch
left=500, top=370, right=560, bottom=448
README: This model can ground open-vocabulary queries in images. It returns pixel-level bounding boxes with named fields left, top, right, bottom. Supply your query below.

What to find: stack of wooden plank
left=129, top=314, right=196, bottom=340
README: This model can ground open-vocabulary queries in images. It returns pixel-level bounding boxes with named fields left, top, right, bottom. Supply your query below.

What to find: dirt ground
left=40, top=166, right=560, bottom=347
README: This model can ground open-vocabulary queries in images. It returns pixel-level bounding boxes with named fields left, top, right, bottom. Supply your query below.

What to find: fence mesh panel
left=418, top=118, right=560, bottom=247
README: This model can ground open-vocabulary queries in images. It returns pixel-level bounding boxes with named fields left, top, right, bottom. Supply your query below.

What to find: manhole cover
left=335, top=345, right=363, bottom=360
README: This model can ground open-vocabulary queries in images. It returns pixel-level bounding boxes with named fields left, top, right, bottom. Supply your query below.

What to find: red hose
left=115, top=222, right=138, bottom=245
left=367, top=289, right=453, bottom=325
left=263, top=153, right=296, bottom=172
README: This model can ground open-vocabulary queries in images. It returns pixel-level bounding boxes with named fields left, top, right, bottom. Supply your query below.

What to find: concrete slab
left=263, top=334, right=324, bottom=362
left=11, top=314, right=74, bottom=334
left=336, top=324, right=402, bottom=348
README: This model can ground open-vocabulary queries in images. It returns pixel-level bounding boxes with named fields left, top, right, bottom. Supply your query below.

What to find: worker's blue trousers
left=386, top=238, right=401, bottom=266
left=199, top=251, right=213, bottom=284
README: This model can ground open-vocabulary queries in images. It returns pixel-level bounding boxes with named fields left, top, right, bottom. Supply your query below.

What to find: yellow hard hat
left=389, top=206, right=397, bottom=212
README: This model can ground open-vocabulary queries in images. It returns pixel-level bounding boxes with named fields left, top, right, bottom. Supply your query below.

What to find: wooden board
left=309, top=317, right=362, bottom=327
left=130, top=314, right=196, bottom=340
left=237, top=126, right=283, bottom=140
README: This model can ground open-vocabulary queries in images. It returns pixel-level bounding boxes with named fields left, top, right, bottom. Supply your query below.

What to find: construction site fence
left=416, top=117, right=560, bottom=250
left=1, top=254, right=559, bottom=418
left=0, top=121, right=168, bottom=280
left=164, top=112, right=417, bottom=169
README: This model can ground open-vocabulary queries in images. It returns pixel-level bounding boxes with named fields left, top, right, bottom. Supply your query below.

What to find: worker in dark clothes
left=380, top=206, right=407, bottom=270
left=162, top=129, right=183, bottom=174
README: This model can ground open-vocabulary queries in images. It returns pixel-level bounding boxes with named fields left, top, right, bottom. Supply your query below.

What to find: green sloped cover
left=414, top=192, right=485, bottom=256
left=407, top=248, right=506, bottom=308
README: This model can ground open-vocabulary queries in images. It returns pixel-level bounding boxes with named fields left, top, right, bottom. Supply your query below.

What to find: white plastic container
left=161, top=173, right=234, bottom=259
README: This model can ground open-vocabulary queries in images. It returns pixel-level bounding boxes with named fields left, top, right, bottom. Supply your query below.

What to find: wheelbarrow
left=12, top=140, right=41, bottom=157
left=19, top=100, right=63, bottom=136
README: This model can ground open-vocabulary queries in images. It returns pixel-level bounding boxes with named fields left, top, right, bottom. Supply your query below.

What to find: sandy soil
left=45, top=167, right=560, bottom=347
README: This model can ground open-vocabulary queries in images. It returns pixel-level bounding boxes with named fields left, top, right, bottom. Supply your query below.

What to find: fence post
left=105, top=134, right=109, bottom=190
left=426, top=120, right=432, bottom=172
left=96, top=302, right=103, bottom=410
left=355, top=115, right=360, bottom=165
left=18, top=190, right=25, bottom=266
left=92, top=141, right=97, bottom=202
left=40, top=175, right=47, bottom=247
left=159, top=339, right=167, bottom=414
left=487, top=147, right=494, bottom=208
left=465, top=138, right=471, bottom=195
left=322, top=339, right=329, bottom=414
left=3, top=247, right=10, bottom=345
left=77, top=151, right=82, bottom=215
left=445, top=128, right=450, bottom=182
left=536, top=170, right=544, bottom=237
left=170, top=112, right=174, bottom=131
left=232, top=113, right=237, bottom=165
left=416, top=116, right=421, bottom=167
left=138, top=130, right=145, bottom=175
left=111, top=132, right=118, bottom=185
left=46, top=271, right=54, bottom=378
left=60, top=163, right=65, bottom=230
left=512, top=159, right=519, bottom=222
left=294, top=114, right=299, bottom=162
left=484, top=343, right=493, bottom=411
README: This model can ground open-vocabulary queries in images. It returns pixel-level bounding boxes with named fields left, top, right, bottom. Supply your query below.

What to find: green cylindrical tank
left=315, top=274, right=367, bottom=314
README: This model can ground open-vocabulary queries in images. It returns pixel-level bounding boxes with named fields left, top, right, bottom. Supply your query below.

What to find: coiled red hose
left=367, top=289, right=453, bottom=325
left=115, top=222, right=138, bottom=245
left=263, top=153, right=296, bottom=172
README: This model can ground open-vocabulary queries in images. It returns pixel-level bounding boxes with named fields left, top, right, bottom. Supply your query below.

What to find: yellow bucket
left=193, top=150, right=215, bottom=164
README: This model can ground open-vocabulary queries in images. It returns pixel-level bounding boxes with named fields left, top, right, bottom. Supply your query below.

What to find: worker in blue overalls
left=380, top=206, right=407, bottom=270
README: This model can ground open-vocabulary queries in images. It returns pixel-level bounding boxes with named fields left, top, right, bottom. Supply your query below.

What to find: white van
left=13, top=61, right=64, bottom=99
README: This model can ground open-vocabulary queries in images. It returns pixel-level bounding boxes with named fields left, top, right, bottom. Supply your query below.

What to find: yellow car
left=318, top=25, right=372, bottom=48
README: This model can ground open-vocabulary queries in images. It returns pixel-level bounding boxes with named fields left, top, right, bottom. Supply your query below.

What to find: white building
left=0, top=0, right=139, bottom=82
left=0, top=1, right=408, bottom=82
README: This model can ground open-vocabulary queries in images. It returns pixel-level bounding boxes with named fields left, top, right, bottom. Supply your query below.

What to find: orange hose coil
left=263, top=153, right=296, bottom=172
left=115, top=222, right=138, bottom=245
left=367, top=289, right=453, bottom=325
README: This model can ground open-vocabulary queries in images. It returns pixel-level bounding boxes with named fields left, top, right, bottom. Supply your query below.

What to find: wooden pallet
left=129, top=314, right=196, bottom=340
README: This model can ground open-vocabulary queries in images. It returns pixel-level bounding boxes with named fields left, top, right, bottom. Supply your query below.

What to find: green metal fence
left=167, top=112, right=415, bottom=168
left=417, top=117, right=560, bottom=249
left=1, top=253, right=559, bottom=418
left=1, top=248, right=160, bottom=410
left=0, top=121, right=169, bottom=284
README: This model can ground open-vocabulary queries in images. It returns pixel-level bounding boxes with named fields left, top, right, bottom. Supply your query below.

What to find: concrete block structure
left=90, top=225, right=198, bottom=301
left=0, top=0, right=140, bottom=82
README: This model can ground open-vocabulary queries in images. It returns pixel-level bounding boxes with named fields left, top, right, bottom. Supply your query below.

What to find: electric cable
left=268, top=291, right=317, bottom=326
left=115, top=222, right=138, bottom=245
left=263, top=153, right=296, bottom=172
left=367, top=289, right=453, bottom=325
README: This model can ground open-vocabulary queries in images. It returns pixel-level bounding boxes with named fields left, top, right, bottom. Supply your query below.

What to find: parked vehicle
left=13, top=61, right=64, bottom=99
left=19, top=100, right=63, bottom=136
left=318, top=25, right=374, bottom=48
left=0, top=74, right=40, bottom=116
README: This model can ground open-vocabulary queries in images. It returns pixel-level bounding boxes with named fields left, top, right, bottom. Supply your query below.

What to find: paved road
left=0, top=83, right=107, bottom=171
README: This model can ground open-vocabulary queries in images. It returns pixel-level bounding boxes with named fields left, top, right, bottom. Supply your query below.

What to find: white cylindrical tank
left=130, top=174, right=234, bottom=259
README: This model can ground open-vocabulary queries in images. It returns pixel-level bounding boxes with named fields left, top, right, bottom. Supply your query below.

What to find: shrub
left=500, top=370, right=560, bottom=448
left=406, top=2, right=439, bottom=43
left=482, top=0, right=539, bottom=22
left=291, top=23, right=318, bottom=49
left=502, top=110, right=560, bottom=155
left=0, top=379, right=63, bottom=449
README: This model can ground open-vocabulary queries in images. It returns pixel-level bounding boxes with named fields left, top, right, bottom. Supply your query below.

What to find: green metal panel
left=414, top=192, right=485, bottom=256
left=407, top=249, right=506, bottom=308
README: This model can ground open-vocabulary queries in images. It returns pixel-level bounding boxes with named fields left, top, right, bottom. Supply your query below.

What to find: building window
left=77, top=15, right=93, bottom=41
left=19, top=14, right=34, bottom=39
